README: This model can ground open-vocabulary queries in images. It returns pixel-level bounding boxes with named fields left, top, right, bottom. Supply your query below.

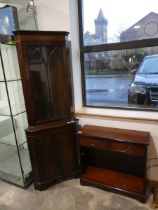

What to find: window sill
left=75, top=107, right=158, bottom=122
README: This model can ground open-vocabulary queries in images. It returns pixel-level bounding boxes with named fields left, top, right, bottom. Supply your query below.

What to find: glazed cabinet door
left=14, top=31, right=73, bottom=126
left=21, top=44, right=72, bottom=125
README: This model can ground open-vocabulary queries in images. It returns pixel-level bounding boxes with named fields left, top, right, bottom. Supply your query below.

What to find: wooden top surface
left=13, top=30, right=69, bottom=36
left=78, top=125, right=150, bottom=145
left=13, top=30, right=69, bottom=43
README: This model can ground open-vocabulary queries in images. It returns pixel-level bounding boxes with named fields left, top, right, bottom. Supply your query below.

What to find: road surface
left=85, top=74, right=133, bottom=106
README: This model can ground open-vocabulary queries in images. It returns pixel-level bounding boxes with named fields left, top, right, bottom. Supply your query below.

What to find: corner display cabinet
left=14, top=31, right=80, bottom=190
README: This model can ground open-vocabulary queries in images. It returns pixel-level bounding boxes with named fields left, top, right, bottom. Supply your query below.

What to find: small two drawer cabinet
left=77, top=125, right=150, bottom=203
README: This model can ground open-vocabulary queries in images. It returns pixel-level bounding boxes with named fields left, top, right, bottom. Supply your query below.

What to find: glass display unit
left=0, top=43, right=32, bottom=187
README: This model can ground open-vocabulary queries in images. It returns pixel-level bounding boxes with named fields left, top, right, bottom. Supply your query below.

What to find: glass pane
left=0, top=57, right=4, bottom=81
left=0, top=143, right=22, bottom=173
left=0, top=115, right=24, bottom=184
left=7, top=80, right=25, bottom=115
left=18, top=142, right=32, bottom=178
left=14, top=112, right=28, bottom=146
left=27, top=45, right=69, bottom=122
left=84, top=46, right=158, bottom=109
left=0, top=44, right=20, bottom=80
left=0, top=82, right=10, bottom=115
left=0, top=115, right=13, bottom=144
left=82, top=0, right=158, bottom=45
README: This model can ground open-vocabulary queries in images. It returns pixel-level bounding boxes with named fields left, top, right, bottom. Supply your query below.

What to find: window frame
left=77, top=0, right=158, bottom=112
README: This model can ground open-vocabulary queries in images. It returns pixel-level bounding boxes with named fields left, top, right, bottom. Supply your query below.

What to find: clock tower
left=94, top=9, right=108, bottom=44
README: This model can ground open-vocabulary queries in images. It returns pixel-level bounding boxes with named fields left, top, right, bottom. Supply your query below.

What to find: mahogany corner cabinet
left=14, top=30, right=80, bottom=190
left=77, top=125, right=150, bottom=203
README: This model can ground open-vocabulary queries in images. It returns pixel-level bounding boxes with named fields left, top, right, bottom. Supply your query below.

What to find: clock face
left=144, top=21, right=158, bottom=36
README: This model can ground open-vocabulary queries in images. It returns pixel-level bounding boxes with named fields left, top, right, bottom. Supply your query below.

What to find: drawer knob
left=120, top=145, right=132, bottom=153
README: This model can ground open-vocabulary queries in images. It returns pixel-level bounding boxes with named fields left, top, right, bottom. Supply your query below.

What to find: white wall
left=34, top=0, right=70, bottom=31
left=34, top=0, right=158, bottom=182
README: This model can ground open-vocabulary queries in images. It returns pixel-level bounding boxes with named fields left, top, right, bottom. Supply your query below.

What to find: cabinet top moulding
left=78, top=125, right=150, bottom=145
left=13, top=30, right=69, bottom=43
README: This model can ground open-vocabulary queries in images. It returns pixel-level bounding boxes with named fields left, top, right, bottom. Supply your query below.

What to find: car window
left=138, top=57, right=158, bottom=74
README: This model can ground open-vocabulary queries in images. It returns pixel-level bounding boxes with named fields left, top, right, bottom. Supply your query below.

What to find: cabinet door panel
left=61, top=126, right=78, bottom=172
left=30, top=124, right=78, bottom=182
left=37, top=133, right=64, bottom=181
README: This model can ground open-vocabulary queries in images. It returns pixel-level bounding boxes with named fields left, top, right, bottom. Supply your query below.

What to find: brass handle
left=119, top=144, right=132, bottom=153
left=90, top=143, right=96, bottom=146
left=67, top=120, right=75, bottom=124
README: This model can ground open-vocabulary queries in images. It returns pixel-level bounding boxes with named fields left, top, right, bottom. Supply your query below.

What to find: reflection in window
left=84, top=46, right=158, bottom=109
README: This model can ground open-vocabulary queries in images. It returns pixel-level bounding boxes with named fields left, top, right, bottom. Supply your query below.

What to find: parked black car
left=128, top=55, right=158, bottom=105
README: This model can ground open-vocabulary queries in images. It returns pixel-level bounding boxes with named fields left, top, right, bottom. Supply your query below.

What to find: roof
left=95, top=9, right=108, bottom=23
left=121, top=12, right=158, bottom=35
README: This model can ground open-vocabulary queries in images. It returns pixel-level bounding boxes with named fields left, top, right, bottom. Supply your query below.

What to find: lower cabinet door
left=27, top=122, right=79, bottom=190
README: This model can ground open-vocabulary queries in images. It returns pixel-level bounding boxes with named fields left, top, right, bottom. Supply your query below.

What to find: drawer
left=79, top=136, right=146, bottom=156
left=79, top=137, right=109, bottom=150
left=111, top=142, right=146, bottom=156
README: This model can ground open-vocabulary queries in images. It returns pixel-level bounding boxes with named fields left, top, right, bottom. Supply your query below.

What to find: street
left=85, top=75, right=133, bottom=106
